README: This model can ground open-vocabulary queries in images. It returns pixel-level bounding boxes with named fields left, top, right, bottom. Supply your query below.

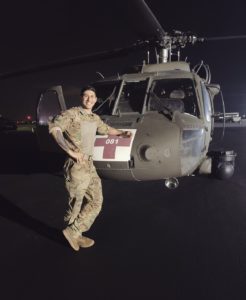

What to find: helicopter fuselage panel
left=93, top=111, right=206, bottom=181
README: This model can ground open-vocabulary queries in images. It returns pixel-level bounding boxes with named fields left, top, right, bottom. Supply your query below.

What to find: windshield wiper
left=93, top=87, right=116, bottom=113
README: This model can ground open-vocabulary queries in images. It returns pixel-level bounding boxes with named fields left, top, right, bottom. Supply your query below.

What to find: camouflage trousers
left=63, top=157, right=103, bottom=237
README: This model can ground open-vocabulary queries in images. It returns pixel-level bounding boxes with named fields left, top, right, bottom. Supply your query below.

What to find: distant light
left=26, top=115, right=32, bottom=120
left=39, top=119, right=45, bottom=125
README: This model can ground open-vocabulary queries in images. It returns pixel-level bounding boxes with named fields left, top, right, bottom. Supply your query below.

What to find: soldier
left=49, top=85, right=131, bottom=251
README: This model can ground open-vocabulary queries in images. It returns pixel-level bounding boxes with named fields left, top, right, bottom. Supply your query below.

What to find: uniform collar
left=79, top=107, right=94, bottom=116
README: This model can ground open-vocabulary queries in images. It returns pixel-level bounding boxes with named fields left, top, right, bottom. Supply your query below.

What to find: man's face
left=81, top=90, right=97, bottom=110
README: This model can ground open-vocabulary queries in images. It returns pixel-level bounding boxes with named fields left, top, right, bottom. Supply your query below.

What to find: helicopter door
left=36, top=85, right=67, bottom=152
left=204, top=83, right=220, bottom=136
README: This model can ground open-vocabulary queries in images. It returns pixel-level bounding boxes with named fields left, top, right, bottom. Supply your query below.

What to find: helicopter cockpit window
left=117, top=80, right=148, bottom=114
left=149, top=79, right=199, bottom=117
left=92, top=81, right=121, bottom=115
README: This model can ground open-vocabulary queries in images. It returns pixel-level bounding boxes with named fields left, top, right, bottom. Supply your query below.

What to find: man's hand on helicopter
left=108, top=127, right=132, bottom=138
left=119, top=130, right=132, bottom=138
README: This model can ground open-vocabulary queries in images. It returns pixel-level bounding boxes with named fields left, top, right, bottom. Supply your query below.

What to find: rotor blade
left=206, top=35, right=246, bottom=41
left=131, top=0, right=166, bottom=40
left=0, top=41, right=150, bottom=80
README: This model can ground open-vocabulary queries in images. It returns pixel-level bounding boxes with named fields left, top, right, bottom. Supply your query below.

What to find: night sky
left=0, top=0, right=246, bottom=120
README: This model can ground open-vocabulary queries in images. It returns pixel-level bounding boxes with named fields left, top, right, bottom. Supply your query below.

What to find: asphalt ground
left=0, top=127, right=245, bottom=300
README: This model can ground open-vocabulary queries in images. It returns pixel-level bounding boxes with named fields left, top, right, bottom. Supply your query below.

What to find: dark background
left=0, top=2, right=246, bottom=299
left=0, top=0, right=246, bottom=120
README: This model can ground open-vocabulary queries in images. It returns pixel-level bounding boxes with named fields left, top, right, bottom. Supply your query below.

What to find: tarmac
left=0, top=127, right=245, bottom=300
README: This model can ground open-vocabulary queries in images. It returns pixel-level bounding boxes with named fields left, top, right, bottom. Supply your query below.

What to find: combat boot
left=62, top=227, right=80, bottom=251
left=77, top=235, right=95, bottom=248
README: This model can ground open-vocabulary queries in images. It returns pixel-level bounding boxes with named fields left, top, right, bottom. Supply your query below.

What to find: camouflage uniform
left=49, top=107, right=109, bottom=237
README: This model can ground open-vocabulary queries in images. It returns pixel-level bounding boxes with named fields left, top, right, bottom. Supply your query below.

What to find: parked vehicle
left=0, top=115, right=17, bottom=131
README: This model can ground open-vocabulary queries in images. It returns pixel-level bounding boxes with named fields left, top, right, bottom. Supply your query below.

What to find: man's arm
left=108, top=127, right=132, bottom=137
left=50, top=127, right=85, bottom=164
left=96, top=115, right=131, bottom=138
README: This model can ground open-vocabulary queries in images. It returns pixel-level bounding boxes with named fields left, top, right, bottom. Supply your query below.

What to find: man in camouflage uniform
left=49, top=86, right=131, bottom=251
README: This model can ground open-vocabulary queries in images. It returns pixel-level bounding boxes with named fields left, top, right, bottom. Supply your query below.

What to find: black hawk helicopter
left=1, top=0, right=242, bottom=188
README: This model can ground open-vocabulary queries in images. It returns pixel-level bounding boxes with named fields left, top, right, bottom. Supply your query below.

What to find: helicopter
left=1, top=0, right=240, bottom=188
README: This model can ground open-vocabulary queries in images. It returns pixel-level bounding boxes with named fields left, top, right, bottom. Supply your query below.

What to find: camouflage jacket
left=48, top=107, right=109, bottom=155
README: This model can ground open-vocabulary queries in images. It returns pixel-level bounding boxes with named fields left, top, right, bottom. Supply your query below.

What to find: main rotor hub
left=154, top=31, right=204, bottom=63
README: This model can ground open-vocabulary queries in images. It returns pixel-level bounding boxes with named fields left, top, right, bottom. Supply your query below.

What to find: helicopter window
left=201, top=82, right=212, bottom=122
left=117, top=80, right=148, bottom=114
left=92, top=81, right=121, bottom=115
left=149, top=79, right=199, bottom=117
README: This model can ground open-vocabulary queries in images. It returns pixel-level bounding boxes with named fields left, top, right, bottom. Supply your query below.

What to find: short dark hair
left=80, top=85, right=96, bottom=96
